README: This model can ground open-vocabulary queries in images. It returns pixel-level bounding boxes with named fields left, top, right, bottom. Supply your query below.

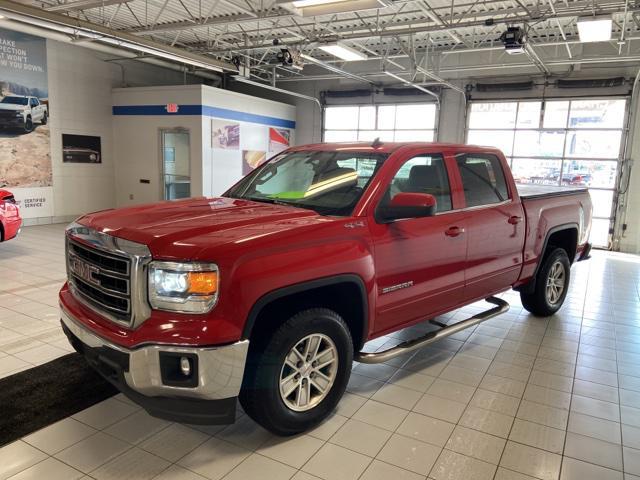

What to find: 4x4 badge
left=344, top=221, right=365, bottom=229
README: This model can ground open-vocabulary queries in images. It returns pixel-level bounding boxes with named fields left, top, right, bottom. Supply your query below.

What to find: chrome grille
left=67, top=239, right=132, bottom=321
left=65, top=224, right=152, bottom=328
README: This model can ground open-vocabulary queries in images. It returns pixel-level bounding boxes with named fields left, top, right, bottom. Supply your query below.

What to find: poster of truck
left=211, top=119, right=240, bottom=149
left=62, top=134, right=102, bottom=163
left=0, top=27, right=52, bottom=218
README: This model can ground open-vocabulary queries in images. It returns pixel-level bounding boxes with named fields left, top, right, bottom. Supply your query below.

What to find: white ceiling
left=8, top=0, right=640, bottom=83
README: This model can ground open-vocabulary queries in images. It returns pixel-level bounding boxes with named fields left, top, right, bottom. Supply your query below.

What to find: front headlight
left=149, top=261, right=219, bottom=313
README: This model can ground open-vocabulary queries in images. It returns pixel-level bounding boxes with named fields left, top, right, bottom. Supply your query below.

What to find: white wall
left=618, top=97, right=640, bottom=254
left=201, top=85, right=297, bottom=196
left=112, top=85, right=296, bottom=204
left=22, top=38, right=200, bottom=226
left=112, top=85, right=203, bottom=207
left=46, top=40, right=116, bottom=225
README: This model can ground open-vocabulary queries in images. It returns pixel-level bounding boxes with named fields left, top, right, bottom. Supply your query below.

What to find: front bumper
left=0, top=117, right=25, bottom=127
left=578, top=242, right=592, bottom=261
left=60, top=306, right=249, bottom=424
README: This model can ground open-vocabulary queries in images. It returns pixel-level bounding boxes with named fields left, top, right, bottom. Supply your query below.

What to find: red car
left=59, top=142, right=592, bottom=435
left=0, top=189, right=22, bottom=242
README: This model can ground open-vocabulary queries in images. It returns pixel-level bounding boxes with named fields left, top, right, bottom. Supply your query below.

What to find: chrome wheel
left=546, top=261, right=566, bottom=305
left=279, top=333, right=338, bottom=412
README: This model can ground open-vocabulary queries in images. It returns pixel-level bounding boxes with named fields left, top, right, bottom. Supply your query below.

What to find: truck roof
left=288, top=142, right=504, bottom=155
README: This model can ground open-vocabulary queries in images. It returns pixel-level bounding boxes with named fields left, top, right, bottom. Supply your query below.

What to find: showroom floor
left=1, top=224, right=640, bottom=480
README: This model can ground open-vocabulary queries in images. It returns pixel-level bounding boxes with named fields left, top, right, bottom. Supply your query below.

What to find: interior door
left=455, top=152, right=525, bottom=300
left=370, top=151, right=468, bottom=336
left=161, top=129, right=191, bottom=200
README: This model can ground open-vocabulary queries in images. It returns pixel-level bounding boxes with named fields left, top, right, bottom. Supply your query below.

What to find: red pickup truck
left=60, top=142, right=592, bottom=435
left=0, top=189, right=22, bottom=242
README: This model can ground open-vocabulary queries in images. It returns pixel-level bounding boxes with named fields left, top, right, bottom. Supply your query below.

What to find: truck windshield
left=0, top=97, right=28, bottom=105
left=225, top=150, right=387, bottom=216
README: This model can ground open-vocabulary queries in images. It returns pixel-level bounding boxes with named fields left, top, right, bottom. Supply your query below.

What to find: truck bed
left=517, top=184, right=588, bottom=200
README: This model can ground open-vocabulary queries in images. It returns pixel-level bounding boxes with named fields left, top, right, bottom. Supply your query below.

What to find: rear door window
left=456, top=153, right=509, bottom=207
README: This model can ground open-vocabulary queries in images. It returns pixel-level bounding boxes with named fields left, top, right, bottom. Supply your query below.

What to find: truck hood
left=78, top=197, right=329, bottom=259
left=0, top=104, right=25, bottom=112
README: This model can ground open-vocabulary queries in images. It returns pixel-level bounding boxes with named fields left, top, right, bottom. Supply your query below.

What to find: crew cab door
left=29, top=98, right=42, bottom=121
left=369, top=150, right=468, bottom=336
left=454, top=152, right=525, bottom=300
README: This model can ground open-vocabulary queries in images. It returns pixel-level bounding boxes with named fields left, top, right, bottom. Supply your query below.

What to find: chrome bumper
left=60, top=307, right=249, bottom=401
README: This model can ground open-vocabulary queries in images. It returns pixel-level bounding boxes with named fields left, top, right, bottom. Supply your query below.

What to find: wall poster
left=62, top=134, right=102, bottom=164
left=0, top=27, right=52, bottom=218
left=269, top=128, right=290, bottom=154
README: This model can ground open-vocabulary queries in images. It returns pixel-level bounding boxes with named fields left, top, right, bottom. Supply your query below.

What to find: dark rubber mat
left=0, top=353, right=117, bottom=447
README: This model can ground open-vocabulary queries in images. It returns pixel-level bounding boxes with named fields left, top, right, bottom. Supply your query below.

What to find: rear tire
left=41, top=112, right=48, bottom=125
left=520, top=248, right=571, bottom=317
left=240, top=308, right=353, bottom=436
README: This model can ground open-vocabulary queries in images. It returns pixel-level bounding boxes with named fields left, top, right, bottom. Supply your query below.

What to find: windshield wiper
left=245, top=196, right=296, bottom=207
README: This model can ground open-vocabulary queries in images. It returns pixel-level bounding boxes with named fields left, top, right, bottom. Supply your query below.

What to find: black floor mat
left=0, top=353, right=117, bottom=447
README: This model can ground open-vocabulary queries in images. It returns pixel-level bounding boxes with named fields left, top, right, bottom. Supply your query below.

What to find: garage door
left=466, top=98, right=627, bottom=248
left=323, top=103, right=438, bottom=143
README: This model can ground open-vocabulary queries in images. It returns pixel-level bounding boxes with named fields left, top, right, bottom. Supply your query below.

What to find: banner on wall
left=0, top=27, right=53, bottom=218
left=209, top=116, right=294, bottom=195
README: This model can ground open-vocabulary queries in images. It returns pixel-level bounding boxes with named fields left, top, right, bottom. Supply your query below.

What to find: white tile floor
left=1, top=224, right=640, bottom=480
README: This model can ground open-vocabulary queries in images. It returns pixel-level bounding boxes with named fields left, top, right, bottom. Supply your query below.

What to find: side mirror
left=377, top=193, right=437, bottom=223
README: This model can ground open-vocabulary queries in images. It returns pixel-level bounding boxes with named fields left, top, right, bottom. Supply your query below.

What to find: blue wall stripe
left=112, top=104, right=296, bottom=129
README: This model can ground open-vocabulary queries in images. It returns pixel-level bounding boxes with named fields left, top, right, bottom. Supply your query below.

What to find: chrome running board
left=355, top=296, right=510, bottom=364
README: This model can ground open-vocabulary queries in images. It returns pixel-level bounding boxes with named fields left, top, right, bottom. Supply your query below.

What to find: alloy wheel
left=546, top=261, right=566, bottom=305
left=279, top=333, right=338, bottom=412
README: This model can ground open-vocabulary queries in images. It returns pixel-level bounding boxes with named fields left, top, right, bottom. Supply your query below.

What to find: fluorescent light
left=292, top=0, right=347, bottom=6
left=577, top=16, right=612, bottom=42
left=318, top=43, right=368, bottom=61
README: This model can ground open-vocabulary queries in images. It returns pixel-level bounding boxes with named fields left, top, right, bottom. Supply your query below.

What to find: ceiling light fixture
left=283, top=0, right=390, bottom=16
left=318, top=43, right=368, bottom=61
left=577, top=16, right=612, bottom=43
left=291, top=0, right=347, bottom=7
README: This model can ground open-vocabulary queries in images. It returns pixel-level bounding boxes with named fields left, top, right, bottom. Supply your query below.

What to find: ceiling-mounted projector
left=500, top=27, right=526, bottom=55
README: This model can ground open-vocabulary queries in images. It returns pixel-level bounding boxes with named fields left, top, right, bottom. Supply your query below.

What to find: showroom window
left=323, top=103, right=437, bottom=143
left=466, top=98, right=627, bottom=247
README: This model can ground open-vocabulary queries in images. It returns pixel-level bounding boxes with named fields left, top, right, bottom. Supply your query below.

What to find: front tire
left=240, top=308, right=353, bottom=436
left=24, top=116, right=33, bottom=133
left=520, top=248, right=571, bottom=317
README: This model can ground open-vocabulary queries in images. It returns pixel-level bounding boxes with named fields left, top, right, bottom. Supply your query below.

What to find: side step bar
left=355, top=296, right=510, bottom=364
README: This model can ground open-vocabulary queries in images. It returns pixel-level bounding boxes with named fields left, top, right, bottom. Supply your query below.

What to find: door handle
left=445, top=226, right=465, bottom=237
left=508, top=216, right=522, bottom=225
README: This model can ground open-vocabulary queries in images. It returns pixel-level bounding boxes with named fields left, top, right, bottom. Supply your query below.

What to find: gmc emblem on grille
left=69, top=255, right=101, bottom=287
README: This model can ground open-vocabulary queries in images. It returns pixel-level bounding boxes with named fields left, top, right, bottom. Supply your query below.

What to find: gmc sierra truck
left=0, top=95, right=48, bottom=132
left=60, top=142, right=592, bottom=435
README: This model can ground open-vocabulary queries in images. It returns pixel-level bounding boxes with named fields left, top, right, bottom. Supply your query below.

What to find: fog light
left=180, top=357, right=191, bottom=376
